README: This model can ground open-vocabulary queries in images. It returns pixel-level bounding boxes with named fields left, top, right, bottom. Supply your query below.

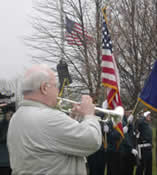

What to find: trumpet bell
left=95, top=106, right=124, bottom=119
left=114, top=106, right=124, bottom=119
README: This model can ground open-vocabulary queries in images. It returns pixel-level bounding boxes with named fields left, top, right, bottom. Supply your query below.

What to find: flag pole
left=132, top=99, right=140, bottom=114
left=130, top=99, right=140, bottom=124
left=59, top=0, right=64, bottom=60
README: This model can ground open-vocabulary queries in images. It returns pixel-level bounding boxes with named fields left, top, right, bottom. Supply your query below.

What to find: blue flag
left=138, top=60, right=157, bottom=112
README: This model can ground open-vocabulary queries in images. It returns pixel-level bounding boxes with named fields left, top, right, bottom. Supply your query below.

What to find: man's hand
left=71, top=95, right=95, bottom=117
left=70, top=105, right=81, bottom=119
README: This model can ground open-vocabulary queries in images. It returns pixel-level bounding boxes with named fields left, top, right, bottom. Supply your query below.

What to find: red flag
left=65, top=16, right=93, bottom=46
left=101, top=7, right=123, bottom=138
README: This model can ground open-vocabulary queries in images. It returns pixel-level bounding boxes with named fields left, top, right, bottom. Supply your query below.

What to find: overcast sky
left=0, top=0, right=33, bottom=80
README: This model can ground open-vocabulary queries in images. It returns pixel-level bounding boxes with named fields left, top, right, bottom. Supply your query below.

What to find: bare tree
left=108, top=0, right=157, bottom=108
left=26, top=0, right=157, bottom=108
left=25, top=0, right=105, bottom=103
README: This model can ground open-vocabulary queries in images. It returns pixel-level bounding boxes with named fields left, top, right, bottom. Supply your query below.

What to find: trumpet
left=57, top=97, right=124, bottom=120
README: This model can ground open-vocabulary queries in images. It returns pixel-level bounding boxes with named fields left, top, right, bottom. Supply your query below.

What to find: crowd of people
left=87, top=109, right=152, bottom=175
left=0, top=64, right=153, bottom=175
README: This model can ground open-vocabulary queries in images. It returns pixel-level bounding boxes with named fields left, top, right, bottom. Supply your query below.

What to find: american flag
left=101, top=7, right=122, bottom=109
left=101, top=7, right=123, bottom=139
left=65, top=16, right=92, bottom=46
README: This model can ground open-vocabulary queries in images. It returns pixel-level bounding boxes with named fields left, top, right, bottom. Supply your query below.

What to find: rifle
left=133, top=122, right=141, bottom=166
left=129, top=101, right=141, bottom=166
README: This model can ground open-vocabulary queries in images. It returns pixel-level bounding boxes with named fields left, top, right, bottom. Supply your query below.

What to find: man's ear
left=40, top=82, right=47, bottom=95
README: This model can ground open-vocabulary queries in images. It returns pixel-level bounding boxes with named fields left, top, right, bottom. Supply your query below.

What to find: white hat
left=143, top=111, right=151, bottom=117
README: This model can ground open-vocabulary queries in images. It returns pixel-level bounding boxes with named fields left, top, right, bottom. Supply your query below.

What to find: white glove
left=136, top=132, right=140, bottom=138
left=131, top=149, right=138, bottom=156
left=104, top=124, right=109, bottom=133
left=123, top=126, right=128, bottom=134
left=127, top=114, right=134, bottom=123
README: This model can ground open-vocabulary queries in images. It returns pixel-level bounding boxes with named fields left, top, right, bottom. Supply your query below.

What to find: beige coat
left=7, top=100, right=102, bottom=175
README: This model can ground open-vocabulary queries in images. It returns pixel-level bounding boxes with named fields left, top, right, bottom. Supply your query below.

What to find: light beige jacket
left=7, top=100, right=102, bottom=175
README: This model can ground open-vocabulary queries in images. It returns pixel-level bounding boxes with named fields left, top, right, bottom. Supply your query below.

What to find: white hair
left=21, top=66, right=51, bottom=95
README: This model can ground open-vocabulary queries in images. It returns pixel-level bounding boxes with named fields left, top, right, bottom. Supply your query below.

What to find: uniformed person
left=87, top=100, right=110, bottom=175
left=87, top=110, right=108, bottom=175
left=119, top=110, right=138, bottom=175
left=106, top=118, right=122, bottom=175
left=135, top=111, right=152, bottom=175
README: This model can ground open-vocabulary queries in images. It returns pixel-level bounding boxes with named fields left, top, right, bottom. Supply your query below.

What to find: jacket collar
left=19, top=99, right=49, bottom=109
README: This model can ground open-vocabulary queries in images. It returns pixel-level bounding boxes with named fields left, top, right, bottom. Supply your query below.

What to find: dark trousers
left=107, top=151, right=121, bottom=175
left=136, top=147, right=152, bottom=175
left=0, top=167, right=11, bottom=175
left=87, top=148, right=107, bottom=175
left=120, top=152, right=136, bottom=175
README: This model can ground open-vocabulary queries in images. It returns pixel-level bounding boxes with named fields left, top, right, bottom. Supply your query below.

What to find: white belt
left=137, top=143, right=152, bottom=159
left=138, top=143, right=151, bottom=148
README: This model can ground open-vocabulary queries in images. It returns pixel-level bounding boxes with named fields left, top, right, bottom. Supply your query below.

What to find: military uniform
left=136, top=116, right=152, bottom=175
left=87, top=112, right=107, bottom=175
left=119, top=115, right=136, bottom=175
left=106, top=120, right=122, bottom=175
left=87, top=145, right=106, bottom=175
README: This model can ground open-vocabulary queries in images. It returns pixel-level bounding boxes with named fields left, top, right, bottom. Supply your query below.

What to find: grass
left=152, top=127, right=156, bottom=175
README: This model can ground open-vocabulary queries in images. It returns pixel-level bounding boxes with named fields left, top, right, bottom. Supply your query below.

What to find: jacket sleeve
left=43, top=110, right=102, bottom=157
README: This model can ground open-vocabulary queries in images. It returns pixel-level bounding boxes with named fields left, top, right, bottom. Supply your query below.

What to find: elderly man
left=7, top=64, right=102, bottom=175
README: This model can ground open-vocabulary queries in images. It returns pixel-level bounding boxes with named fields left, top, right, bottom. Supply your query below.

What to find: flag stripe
left=72, top=29, right=92, bottom=40
left=102, top=73, right=117, bottom=83
left=101, top=7, right=123, bottom=139
left=101, top=61, right=114, bottom=69
left=102, top=67, right=115, bottom=74
left=101, top=7, right=122, bottom=109
left=102, top=55, right=113, bottom=62
left=65, top=17, right=93, bottom=46
left=67, top=43, right=83, bottom=46
left=66, top=38, right=81, bottom=41
left=73, top=24, right=89, bottom=35
left=102, top=49, right=112, bottom=56
left=114, top=122, right=124, bottom=138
